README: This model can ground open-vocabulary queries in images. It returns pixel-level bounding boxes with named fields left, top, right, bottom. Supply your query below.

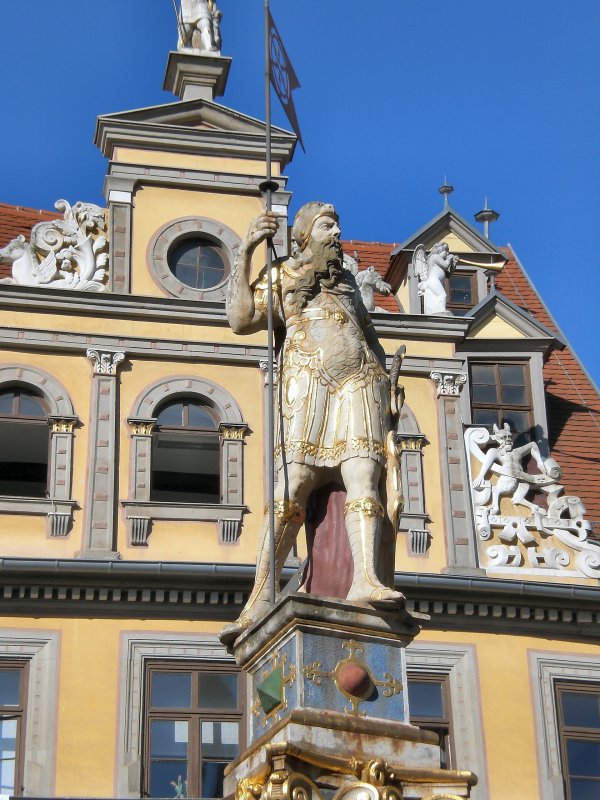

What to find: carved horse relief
left=0, top=199, right=108, bottom=292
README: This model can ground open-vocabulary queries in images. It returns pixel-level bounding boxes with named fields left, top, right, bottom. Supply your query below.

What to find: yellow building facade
left=0, top=40, right=598, bottom=800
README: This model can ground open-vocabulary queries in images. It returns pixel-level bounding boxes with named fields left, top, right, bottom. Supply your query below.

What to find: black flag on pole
left=268, top=10, right=305, bottom=152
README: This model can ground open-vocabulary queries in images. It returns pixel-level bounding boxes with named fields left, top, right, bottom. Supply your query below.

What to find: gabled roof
left=94, top=98, right=297, bottom=167
left=495, top=246, right=600, bottom=529
left=391, top=205, right=507, bottom=260
left=466, top=288, right=566, bottom=346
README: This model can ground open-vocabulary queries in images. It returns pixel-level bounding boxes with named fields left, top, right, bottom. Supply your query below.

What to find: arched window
left=0, top=390, right=48, bottom=498
left=151, top=398, right=220, bottom=504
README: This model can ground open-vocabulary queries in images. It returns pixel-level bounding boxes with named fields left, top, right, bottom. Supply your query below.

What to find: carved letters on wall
left=465, top=425, right=600, bottom=579
left=0, top=200, right=109, bottom=292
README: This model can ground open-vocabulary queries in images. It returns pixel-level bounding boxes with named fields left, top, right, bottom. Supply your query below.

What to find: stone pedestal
left=163, top=51, right=231, bottom=101
left=225, top=594, right=477, bottom=800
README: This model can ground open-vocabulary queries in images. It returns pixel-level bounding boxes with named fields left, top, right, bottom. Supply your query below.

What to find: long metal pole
left=264, top=0, right=276, bottom=606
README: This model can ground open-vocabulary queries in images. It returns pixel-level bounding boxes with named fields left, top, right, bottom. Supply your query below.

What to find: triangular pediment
left=467, top=290, right=565, bottom=345
left=97, top=98, right=292, bottom=136
left=95, top=98, right=296, bottom=166
left=391, top=207, right=507, bottom=264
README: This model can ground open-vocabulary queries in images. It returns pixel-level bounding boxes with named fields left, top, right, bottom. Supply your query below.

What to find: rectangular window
left=0, top=662, right=28, bottom=797
left=446, top=271, right=477, bottom=315
left=407, top=674, right=452, bottom=769
left=470, top=362, right=534, bottom=444
left=144, top=663, right=243, bottom=799
left=555, top=682, right=600, bottom=800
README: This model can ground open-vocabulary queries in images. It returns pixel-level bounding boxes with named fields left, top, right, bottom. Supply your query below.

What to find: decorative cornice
left=430, top=370, right=467, bottom=396
left=0, top=562, right=596, bottom=639
left=86, top=349, right=125, bottom=375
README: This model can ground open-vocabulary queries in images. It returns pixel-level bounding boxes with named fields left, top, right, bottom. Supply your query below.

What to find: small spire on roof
left=474, top=196, right=500, bottom=239
left=438, top=176, right=454, bottom=209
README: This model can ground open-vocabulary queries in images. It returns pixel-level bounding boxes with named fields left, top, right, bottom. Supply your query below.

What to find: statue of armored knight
left=177, top=0, right=222, bottom=53
left=222, top=203, right=406, bottom=644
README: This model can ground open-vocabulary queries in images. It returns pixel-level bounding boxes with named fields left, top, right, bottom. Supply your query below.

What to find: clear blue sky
left=1, top=1, right=598, bottom=384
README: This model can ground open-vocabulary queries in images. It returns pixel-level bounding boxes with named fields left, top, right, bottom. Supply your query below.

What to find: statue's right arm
left=226, top=211, right=280, bottom=335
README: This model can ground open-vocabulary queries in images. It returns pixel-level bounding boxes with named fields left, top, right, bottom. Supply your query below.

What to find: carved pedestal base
left=225, top=594, right=477, bottom=800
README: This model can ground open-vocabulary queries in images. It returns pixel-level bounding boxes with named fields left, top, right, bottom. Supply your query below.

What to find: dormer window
left=446, top=271, right=477, bottom=316
left=470, top=362, right=534, bottom=445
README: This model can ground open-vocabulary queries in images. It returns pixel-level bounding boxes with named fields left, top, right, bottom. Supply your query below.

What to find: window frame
left=469, top=360, right=535, bottom=443
left=142, top=661, right=245, bottom=800
left=0, top=389, right=50, bottom=499
left=151, top=399, right=222, bottom=505
left=0, top=659, right=29, bottom=798
left=407, top=672, right=453, bottom=769
left=148, top=217, right=241, bottom=302
left=446, top=270, right=478, bottom=316
left=554, top=680, right=600, bottom=800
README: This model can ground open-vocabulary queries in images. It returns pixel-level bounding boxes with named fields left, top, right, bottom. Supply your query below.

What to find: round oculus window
left=168, top=238, right=226, bottom=290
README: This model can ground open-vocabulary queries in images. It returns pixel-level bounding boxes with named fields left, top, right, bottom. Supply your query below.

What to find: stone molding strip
left=0, top=324, right=465, bottom=376
left=0, top=287, right=472, bottom=341
left=0, top=561, right=597, bottom=638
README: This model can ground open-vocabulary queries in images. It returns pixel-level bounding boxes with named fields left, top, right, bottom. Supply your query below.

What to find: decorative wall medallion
left=303, top=639, right=402, bottom=716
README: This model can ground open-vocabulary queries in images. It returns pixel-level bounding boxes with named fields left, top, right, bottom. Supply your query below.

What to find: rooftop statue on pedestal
left=222, top=203, right=406, bottom=644
left=412, top=241, right=458, bottom=315
left=177, top=0, right=222, bottom=54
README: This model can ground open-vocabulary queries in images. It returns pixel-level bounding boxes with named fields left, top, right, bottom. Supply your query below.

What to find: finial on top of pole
left=438, top=177, right=454, bottom=210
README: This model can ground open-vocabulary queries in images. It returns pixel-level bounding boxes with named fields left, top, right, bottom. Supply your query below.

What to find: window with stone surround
left=125, top=377, right=248, bottom=546
left=554, top=681, right=600, bottom=800
left=0, top=367, right=77, bottom=537
left=143, top=662, right=244, bottom=799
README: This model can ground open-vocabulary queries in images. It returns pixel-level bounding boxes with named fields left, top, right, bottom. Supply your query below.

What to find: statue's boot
left=219, top=502, right=305, bottom=646
left=344, top=497, right=404, bottom=604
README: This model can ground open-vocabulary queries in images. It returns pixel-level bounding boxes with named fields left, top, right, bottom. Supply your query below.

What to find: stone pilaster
left=430, top=371, right=481, bottom=572
left=46, top=415, right=79, bottom=537
left=107, top=192, right=133, bottom=294
left=79, top=349, right=125, bottom=559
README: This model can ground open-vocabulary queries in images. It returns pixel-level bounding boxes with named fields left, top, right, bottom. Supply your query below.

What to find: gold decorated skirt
left=275, top=347, right=390, bottom=468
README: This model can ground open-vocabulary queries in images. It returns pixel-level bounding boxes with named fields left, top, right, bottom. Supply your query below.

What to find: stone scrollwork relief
left=344, top=253, right=392, bottom=313
left=0, top=200, right=108, bottom=291
left=465, top=424, right=599, bottom=579
left=430, top=371, right=467, bottom=397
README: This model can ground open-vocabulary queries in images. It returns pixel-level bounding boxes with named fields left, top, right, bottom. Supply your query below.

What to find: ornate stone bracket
left=408, top=529, right=431, bottom=556
left=430, top=371, right=467, bottom=396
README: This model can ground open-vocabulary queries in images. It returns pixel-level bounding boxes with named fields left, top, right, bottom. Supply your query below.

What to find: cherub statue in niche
left=412, top=242, right=459, bottom=315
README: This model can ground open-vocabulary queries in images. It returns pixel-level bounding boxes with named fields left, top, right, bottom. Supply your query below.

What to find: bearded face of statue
left=286, top=216, right=346, bottom=313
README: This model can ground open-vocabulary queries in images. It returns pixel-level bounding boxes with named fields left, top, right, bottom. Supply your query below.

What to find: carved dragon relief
left=0, top=200, right=108, bottom=292
left=465, top=424, right=600, bottom=578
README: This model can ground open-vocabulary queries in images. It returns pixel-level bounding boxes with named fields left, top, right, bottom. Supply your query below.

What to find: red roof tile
left=343, top=240, right=402, bottom=313
left=0, top=202, right=57, bottom=279
left=496, top=247, right=600, bottom=530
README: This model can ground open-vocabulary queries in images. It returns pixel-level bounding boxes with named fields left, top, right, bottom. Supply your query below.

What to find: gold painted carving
left=235, top=777, right=264, bottom=800
left=129, top=421, right=155, bottom=436
left=49, top=419, right=76, bottom=433
left=252, top=651, right=297, bottom=727
left=343, top=498, right=385, bottom=518
left=397, top=437, right=424, bottom=452
left=303, top=639, right=402, bottom=716
left=220, top=425, right=248, bottom=441
left=266, top=500, right=306, bottom=524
